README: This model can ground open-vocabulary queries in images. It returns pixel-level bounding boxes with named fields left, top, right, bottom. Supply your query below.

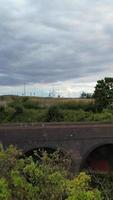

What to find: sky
left=0, top=0, right=113, bottom=97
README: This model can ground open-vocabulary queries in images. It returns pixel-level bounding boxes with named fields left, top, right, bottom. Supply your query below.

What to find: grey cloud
left=0, top=0, right=113, bottom=87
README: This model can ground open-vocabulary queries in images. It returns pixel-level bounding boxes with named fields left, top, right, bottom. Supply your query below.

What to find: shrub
left=0, top=106, right=6, bottom=122
left=67, top=172, right=102, bottom=200
left=14, top=104, right=24, bottom=115
left=91, top=173, right=113, bottom=200
left=46, top=105, right=64, bottom=122
left=23, top=100, right=40, bottom=109
left=0, top=145, right=102, bottom=200
left=57, top=100, right=96, bottom=112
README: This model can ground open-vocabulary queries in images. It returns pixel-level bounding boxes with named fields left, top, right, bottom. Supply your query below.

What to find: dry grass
left=0, top=95, right=95, bottom=108
left=29, top=97, right=95, bottom=106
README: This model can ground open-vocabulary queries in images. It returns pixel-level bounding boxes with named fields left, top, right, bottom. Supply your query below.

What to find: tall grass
left=0, top=96, right=113, bottom=123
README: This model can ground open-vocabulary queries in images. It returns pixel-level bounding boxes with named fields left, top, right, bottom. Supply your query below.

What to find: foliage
left=0, top=106, right=6, bottom=122
left=1, top=107, right=113, bottom=123
left=91, top=173, right=113, bottom=200
left=80, top=92, right=92, bottom=99
left=14, top=104, right=24, bottom=115
left=0, top=145, right=102, bottom=200
left=46, top=105, right=64, bottom=122
left=0, top=178, right=11, bottom=200
left=0, top=95, right=113, bottom=122
left=93, top=77, right=113, bottom=111
left=23, top=99, right=40, bottom=109
left=67, top=172, right=101, bottom=200
left=57, top=101, right=95, bottom=111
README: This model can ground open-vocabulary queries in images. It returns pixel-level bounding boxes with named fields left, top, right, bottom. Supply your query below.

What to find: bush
left=91, top=173, right=113, bottom=200
left=23, top=100, right=40, bottom=109
left=46, top=105, right=64, bottom=122
left=67, top=172, right=101, bottom=200
left=57, top=101, right=96, bottom=112
left=14, top=104, right=24, bottom=115
left=0, top=106, right=6, bottom=122
left=0, top=145, right=102, bottom=200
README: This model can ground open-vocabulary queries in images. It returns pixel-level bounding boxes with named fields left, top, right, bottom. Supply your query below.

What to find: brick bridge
left=0, top=122, right=113, bottom=173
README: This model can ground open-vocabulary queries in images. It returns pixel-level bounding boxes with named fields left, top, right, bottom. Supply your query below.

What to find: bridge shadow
left=81, top=144, right=113, bottom=174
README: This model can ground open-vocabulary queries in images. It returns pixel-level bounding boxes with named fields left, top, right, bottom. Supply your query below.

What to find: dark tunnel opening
left=82, top=144, right=113, bottom=173
left=25, top=147, right=73, bottom=172
left=25, top=147, right=57, bottom=162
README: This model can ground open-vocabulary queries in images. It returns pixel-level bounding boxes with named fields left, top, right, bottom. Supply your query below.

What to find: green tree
left=93, top=77, right=113, bottom=111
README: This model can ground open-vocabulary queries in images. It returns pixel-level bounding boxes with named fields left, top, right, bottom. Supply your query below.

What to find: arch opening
left=82, top=144, right=113, bottom=173
left=25, top=147, right=58, bottom=162
left=25, top=147, right=73, bottom=172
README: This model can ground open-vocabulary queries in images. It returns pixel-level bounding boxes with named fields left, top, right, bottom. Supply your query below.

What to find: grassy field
left=0, top=95, right=112, bottom=123
left=0, top=95, right=94, bottom=108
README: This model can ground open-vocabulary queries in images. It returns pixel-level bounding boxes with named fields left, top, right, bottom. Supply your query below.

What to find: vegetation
left=0, top=145, right=102, bottom=200
left=93, top=77, right=113, bottom=111
left=0, top=94, right=113, bottom=122
left=80, top=91, right=92, bottom=99
left=1, top=78, right=113, bottom=199
left=91, top=173, right=113, bottom=200
left=0, top=77, right=113, bottom=123
left=46, top=105, right=64, bottom=122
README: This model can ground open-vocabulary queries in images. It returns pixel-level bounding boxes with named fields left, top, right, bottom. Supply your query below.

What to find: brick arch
left=25, top=146, right=58, bottom=157
left=80, top=142, right=113, bottom=172
left=24, top=145, right=73, bottom=170
left=24, top=145, right=71, bottom=160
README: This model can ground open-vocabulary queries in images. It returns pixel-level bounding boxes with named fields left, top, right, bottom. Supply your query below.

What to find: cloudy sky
left=0, top=0, right=113, bottom=97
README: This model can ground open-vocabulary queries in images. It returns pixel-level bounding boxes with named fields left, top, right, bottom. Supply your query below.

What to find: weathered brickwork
left=0, top=123, right=113, bottom=172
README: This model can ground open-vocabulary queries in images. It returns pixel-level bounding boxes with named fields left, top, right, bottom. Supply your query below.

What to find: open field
left=0, top=95, right=94, bottom=102
left=0, top=95, right=113, bottom=123
left=0, top=95, right=94, bottom=107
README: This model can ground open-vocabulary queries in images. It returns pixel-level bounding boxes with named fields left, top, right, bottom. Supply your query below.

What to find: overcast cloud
left=0, top=0, right=113, bottom=96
